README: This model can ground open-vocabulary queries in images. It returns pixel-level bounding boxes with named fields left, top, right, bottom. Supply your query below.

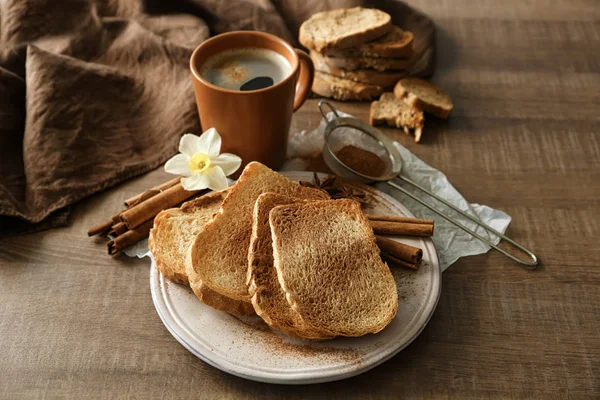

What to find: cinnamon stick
left=107, top=219, right=154, bottom=256
left=381, top=252, right=419, bottom=270
left=124, top=177, right=181, bottom=207
left=367, top=214, right=434, bottom=226
left=87, top=219, right=113, bottom=237
left=120, top=183, right=202, bottom=229
left=111, top=213, right=121, bottom=225
left=108, top=222, right=128, bottom=236
left=369, top=220, right=434, bottom=237
left=89, top=211, right=128, bottom=237
left=376, top=236, right=422, bottom=265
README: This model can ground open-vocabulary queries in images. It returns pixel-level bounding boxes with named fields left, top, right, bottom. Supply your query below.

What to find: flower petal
left=164, top=153, right=192, bottom=176
left=197, top=128, right=221, bottom=158
left=211, top=153, right=242, bottom=176
left=179, top=133, right=202, bottom=157
left=201, top=166, right=228, bottom=191
left=181, top=174, right=208, bottom=191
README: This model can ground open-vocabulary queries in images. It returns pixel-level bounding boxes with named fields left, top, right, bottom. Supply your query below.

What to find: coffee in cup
left=190, top=31, right=314, bottom=171
left=199, top=48, right=293, bottom=91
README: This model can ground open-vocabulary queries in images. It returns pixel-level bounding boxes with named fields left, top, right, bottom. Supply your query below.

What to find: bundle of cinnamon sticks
left=367, top=214, right=433, bottom=269
left=87, top=177, right=205, bottom=255
left=88, top=178, right=434, bottom=269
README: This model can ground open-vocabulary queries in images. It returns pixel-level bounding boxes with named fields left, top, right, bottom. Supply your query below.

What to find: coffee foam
left=200, top=47, right=292, bottom=91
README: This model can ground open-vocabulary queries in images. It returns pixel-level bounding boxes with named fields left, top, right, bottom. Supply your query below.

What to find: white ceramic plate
left=150, top=171, right=441, bottom=384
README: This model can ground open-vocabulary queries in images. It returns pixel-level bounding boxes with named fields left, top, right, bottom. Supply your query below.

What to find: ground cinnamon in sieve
left=335, top=145, right=387, bottom=177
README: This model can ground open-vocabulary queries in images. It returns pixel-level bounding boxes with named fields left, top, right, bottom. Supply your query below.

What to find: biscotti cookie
left=370, top=93, right=425, bottom=142
left=394, top=77, right=453, bottom=119
left=323, top=27, right=414, bottom=59
left=299, top=7, right=392, bottom=52
left=310, top=51, right=405, bottom=88
left=313, top=71, right=384, bottom=101
left=317, top=52, right=415, bottom=72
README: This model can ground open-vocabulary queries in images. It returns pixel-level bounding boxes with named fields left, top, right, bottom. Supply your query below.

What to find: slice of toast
left=310, top=51, right=405, bottom=88
left=394, top=77, right=453, bottom=119
left=148, top=190, right=227, bottom=285
left=186, top=162, right=328, bottom=316
left=370, top=93, right=425, bottom=142
left=270, top=199, right=398, bottom=337
left=323, top=27, right=414, bottom=59
left=313, top=71, right=383, bottom=101
left=316, top=52, right=415, bottom=72
left=248, top=193, right=334, bottom=341
left=299, top=7, right=392, bottom=52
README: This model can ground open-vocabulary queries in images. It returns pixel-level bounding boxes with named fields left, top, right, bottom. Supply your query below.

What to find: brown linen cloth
left=0, top=0, right=434, bottom=236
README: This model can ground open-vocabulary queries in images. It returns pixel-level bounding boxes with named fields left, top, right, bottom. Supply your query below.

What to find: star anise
left=299, top=172, right=335, bottom=192
left=330, top=184, right=367, bottom=206
left=299, top=173, right=367, bottom=206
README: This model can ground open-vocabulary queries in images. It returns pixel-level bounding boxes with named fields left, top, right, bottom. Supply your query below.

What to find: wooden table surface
left=1, top=0, right=599, bottom=398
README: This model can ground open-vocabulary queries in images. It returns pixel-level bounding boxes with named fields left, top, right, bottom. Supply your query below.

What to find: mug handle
left=293, top=49, right=315, bottom=112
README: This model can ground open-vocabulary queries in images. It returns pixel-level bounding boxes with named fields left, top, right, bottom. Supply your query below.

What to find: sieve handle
left=386, top=177, right=539, bottom=267
left=318, top=100, right=341, bottom=124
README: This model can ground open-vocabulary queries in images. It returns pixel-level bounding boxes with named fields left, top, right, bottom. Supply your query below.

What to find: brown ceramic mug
left=190, top=31, right=314, bottom=171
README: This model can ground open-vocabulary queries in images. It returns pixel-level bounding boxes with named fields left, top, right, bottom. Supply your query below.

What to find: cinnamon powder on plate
left=335, top=145, right=387, bottom=177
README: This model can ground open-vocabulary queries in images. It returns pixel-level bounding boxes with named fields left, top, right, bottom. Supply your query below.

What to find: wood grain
left=1, top=0, right=599, bottom=398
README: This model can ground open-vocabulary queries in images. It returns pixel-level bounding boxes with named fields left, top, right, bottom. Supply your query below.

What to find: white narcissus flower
left=164, top=128, right=241, bottom=191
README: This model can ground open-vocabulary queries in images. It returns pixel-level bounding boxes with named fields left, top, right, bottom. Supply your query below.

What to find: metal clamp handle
left=387, top=177, right=539, bottom=267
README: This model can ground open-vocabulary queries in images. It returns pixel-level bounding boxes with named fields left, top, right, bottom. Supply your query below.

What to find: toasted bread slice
left=323, top=27, right=414, bottom=59
left=317, top=52, right=415, bottom=72
left=313, top=71, right=383, bottom=101
left=394, top=77, right=453, bottom=119
left=299, top=7, right=392, bottom=52
left=248, top=193, right=334, bottom=340
left=311, top=51, right=405, bottom=88
left=148, top=190, right=227, bottom=285
left=370, top=93, right=425, bottom=142
left=270, top=199, right=398, bottom=337
left=186, top=162, right=328, bottom=316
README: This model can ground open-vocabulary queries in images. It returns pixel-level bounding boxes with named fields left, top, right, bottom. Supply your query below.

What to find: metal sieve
left=319, top=100, right=538, bottom=267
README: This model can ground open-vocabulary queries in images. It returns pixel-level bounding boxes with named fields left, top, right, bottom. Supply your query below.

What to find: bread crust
left=299, top=7, right=392, bottom=52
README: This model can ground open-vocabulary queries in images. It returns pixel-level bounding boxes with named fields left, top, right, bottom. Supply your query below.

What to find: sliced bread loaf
left=310, top=51, right=405, bottom=88
left=270, top=199, right=398, bottom=337
left=323, top=27, right=414, bottom=59
left=394, top=77, right=453, bottom=119
left=313, top=71, right=383, bottom=101
left=148, top=190, right=227, bottom=285
left=299, top=7, right=392, bottom=52
left=370, top=93, right=425, bottom=142
left=186, top=162, right=328, bottom=316
left=317, top=52, right=415, bottom=72
left=248, top=193, right=333, bottom=340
